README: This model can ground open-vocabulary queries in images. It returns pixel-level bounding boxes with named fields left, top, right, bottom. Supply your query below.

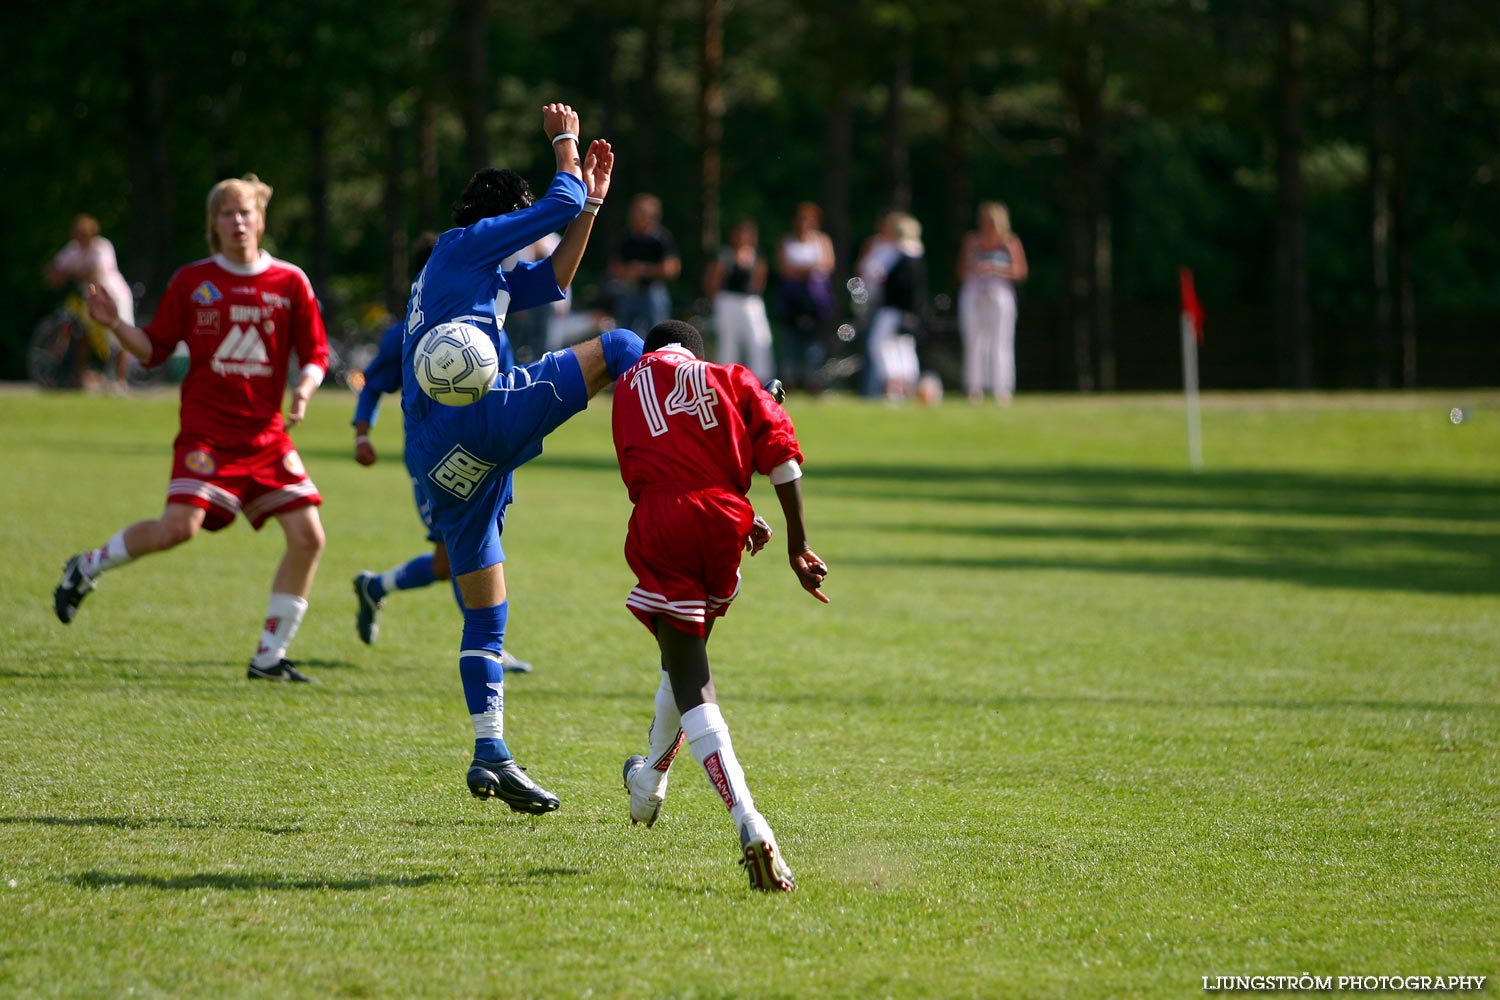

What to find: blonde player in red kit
left=54, top=174, right=332, bottom=683
left=614, top=320, right=829, bottom=892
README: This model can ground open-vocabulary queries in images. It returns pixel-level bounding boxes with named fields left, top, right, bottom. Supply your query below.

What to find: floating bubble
left=846, top=277, right=865, bottom=294
left=836, top=323, right=856, bottom=343
left=1449, top=407, right=1467, bottom=425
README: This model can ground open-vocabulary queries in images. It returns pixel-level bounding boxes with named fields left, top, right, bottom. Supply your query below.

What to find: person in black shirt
left=609, top=193, right=681, bottom=335
left=704, top=219, right=775, bottom=380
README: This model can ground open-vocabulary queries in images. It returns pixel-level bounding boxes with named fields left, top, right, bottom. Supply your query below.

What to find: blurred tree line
left=3, top=0, right=1496, bottom=389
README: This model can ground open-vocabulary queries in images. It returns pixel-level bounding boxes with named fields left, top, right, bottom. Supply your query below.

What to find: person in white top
left=47, top=214, right=136, bottom=386
left=704, top=218, right=775, bottom=381
left=957, top=201, right=1029, bottom=404
left=774, top=202, right=834, bottom=391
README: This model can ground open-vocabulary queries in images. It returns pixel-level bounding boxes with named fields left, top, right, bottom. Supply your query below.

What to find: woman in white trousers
left=958, top=202, right=1028, bottom=403
left=706, top=219, right=775, bottom=381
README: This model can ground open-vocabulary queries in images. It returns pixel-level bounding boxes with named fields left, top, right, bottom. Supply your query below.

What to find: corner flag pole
left=1178, top=267, right=1204, bottom=470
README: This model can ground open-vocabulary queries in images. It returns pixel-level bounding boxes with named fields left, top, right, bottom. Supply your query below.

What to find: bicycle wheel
left=27, top=312, right=77, bottom=388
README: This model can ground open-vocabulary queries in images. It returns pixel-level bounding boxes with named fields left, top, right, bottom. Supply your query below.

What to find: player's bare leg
left=247, top=505, right=324, bottom=683
left=454, top=563, right=558, bottom=814
left=653, top=619, right=795, bottom=892
left=54, top=503, right=205, bottom=624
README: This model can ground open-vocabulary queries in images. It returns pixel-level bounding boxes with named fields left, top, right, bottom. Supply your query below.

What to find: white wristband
left=355, top=434, right=371, bottom=444
left=550, top=132, right=578, bottom=146
left=581, top=203, right=600, bottom=217
left=585, top=196, right=605, bottom=205
left=768, top=460, right=803, bottom=486
left=300, top=363, right=326, bottom=388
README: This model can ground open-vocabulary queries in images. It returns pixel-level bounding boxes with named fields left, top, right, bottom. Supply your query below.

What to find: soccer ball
left=413, top=322, right=499, bottom=406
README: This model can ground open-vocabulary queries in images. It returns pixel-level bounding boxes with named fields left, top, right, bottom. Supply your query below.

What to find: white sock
left=379, top=569, right=401, bottom=592
left=682, top=702, right=756, bottom=828
left=635, top=671, right=684, bottom=798
left=82, top=531, right=132, bottom=578
left=251, top=593, right=309, bottom=667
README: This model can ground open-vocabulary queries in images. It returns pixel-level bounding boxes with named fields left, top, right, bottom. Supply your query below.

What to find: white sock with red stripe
left=682, top=702, right=756, bottom=829
left=251, top=593, right=308, bottom=668
left=81, top=531, right=132, bottom=579
left=635, top=670, right=684, bottom=798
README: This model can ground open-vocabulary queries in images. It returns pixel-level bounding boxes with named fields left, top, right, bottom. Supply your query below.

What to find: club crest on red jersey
left=282, top=451, right=305, bottom=476
left=185, top=450, right=217, bottom=475
left=191, top=281, right=223, bottom=306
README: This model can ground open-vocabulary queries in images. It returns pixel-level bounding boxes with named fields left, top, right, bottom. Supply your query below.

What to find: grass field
left=1, top=385, right=1497, bottom=999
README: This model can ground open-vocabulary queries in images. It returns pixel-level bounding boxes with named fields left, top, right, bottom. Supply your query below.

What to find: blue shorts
left=404, top=348, right=588, bottom=577
left=409, top=472, right=514, bottom=545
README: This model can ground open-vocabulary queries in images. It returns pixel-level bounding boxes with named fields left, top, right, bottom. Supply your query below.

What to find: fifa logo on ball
left=414, top=322, right=499, bottom=406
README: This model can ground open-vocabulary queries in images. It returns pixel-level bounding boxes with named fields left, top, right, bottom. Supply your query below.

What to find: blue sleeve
left=505, top=257, right=564, bottom=315
left=452, top=174, right=585, bottom=272
left=353, top=323, right=407, bottom=426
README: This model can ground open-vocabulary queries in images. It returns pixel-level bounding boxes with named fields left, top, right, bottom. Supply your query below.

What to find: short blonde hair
left=978, top=201, right=1011, bottom=238
left=206, top=174, right=273, bottom=252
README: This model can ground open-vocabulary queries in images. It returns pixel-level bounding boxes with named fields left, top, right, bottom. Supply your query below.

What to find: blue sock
left=601, top=328, right=644, bottom=378
left=460, top=602, right=510, bottom=762
left=392, top=553, right=436, bottom=593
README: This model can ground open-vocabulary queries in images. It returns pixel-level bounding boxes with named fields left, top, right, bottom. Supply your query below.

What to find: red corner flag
left=1179, top=267, right=1204, bottom=341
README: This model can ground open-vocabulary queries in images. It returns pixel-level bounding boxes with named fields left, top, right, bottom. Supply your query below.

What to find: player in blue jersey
left=401, top=103, right=645, bottom=816
left=351, top=199, right=597, bottom=670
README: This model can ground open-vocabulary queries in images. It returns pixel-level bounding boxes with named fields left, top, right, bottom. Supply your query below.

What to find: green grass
left=1, top=386, right=1497, bottom=998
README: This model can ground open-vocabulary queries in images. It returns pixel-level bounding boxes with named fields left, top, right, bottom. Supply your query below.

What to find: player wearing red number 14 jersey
left=613, top=320, right=829, bottom=892
left=53, top=173, right=331, bottom=683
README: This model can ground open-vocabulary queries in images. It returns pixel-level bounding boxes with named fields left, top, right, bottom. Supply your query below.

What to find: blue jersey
left=401, top=172, right=585, bottom=432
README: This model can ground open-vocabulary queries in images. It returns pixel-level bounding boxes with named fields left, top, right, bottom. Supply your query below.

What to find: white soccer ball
left=413, top=322, right=499, bottom=406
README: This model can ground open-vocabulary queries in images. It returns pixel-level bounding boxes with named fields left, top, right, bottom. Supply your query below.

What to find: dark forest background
left=3, top=0, right=1496, bottom=390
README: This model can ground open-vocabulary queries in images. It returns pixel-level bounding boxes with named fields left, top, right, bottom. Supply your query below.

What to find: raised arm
left=549, top=139, right=612, bottom=291
left=86, top=283, right=151, bottom=362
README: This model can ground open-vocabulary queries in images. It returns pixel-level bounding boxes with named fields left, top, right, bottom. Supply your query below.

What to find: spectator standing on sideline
left=609, top=193, right=680, bottom=335
left=775, top=201, right=835, bottom=391
left=615, top=320, right=829, bottom=893
left=53, top=175, right=331, bottom=683
left=46, top=213, right=137, bottom=388
left=401, top=104, right=644, bottom=817
left=704, top=218, right=775, bottom=381
left=958, top=201, right=1028, bottom=404
left=867, top=213, right=926, bottom=401
left=852, top=210, right=902, bottom=397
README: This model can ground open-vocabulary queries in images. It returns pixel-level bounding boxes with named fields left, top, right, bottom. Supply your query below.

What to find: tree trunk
left=1367, top=0, right=1395, bottom=388
left=416, top=92, right=440, bottom=232
left=881, top=42, right=912, bottom=211
left=460, top=0, right=490, bottom=171
left=942, top=20, right=972, bottom=286
left=308, top=99, right=331, bottom=300
left=383, top=110, right=407, bottom=316
left=697, top=0, right=724, bottom=267
left=1275, top=0, right=1312, bottom=388
left=821, top=82, right=854, bottom=293
left=124, top=38, right=174, bottom=304
left=632, top=3, right=665, bottom=197
left=1062, top=17, right=1106, bottom=391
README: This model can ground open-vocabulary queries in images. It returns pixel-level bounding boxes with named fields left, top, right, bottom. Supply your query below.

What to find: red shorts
left=624, top=488, right=754, bottom=637
left=167, top=434, right=321, bottom=532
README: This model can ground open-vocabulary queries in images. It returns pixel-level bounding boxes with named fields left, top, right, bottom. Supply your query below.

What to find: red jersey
left=145, top=253, right=328, bottom=445
left=613, top=346, right=803, bottom=502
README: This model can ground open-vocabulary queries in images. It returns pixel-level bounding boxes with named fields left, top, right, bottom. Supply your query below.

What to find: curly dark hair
left=643, top=320, right=705, bottom=359
left=451, top=168, right=535, bottom=227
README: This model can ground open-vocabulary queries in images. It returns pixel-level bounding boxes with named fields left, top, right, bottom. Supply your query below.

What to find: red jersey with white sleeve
left=614, top=346, right=802, bottom=502
left=613, top=346, right=804, bottom=635
left=145, top=252, right=329, bottom=446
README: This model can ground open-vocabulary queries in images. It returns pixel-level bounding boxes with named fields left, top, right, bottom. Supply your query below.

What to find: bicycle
left=27, top=293, right=118, bottom=389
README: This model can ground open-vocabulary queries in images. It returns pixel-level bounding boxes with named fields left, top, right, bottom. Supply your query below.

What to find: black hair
left=643, top=320, right=705, bottom=359
left=452, top=168, right=535, bottom=227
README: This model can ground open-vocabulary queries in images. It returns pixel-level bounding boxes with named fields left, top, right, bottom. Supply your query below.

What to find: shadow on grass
left=816, top=462, right=1500, bottom=523
left=65, top=871, right=445, bottom=892
left=0, top=816, right=304, bottom=834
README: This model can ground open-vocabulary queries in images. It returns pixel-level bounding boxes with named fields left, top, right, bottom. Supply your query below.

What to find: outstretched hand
left=581, top=139, right=614, bottom=203
left=791, top=548, right=830, bottom=603
left=355, top=439, right=377, bottom=466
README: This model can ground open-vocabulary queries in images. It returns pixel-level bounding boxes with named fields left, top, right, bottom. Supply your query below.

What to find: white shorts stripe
left=243, top=481, right=319, bottom=521
left=168, top=478, right=240, bottom=513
